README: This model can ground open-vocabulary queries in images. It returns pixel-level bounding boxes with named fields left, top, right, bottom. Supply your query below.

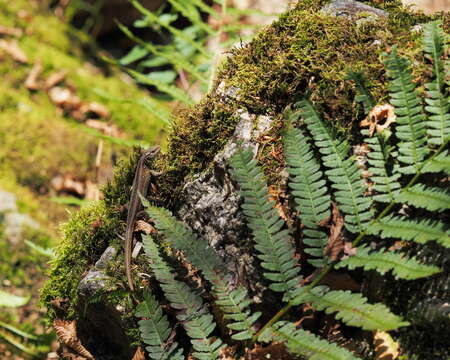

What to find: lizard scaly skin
left=125, top=146, right=160, bottom=291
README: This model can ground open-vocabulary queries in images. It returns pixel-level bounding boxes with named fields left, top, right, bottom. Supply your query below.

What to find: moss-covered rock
left=41, top=0, right=448, bottom=358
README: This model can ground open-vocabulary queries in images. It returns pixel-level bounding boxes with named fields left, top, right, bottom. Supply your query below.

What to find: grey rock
left=4, top=212, right=39, bottom=245
left=0, top=189, right=18, bottom=213
left=78, top=246, right=118, bottom=297
left=321, top=0, right=387, bottom=18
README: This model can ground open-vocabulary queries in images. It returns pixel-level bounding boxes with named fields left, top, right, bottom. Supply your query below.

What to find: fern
left=422, top=150, right=450, bottom=174
left=284, top=125, right=331, bottom=267
left=394, top=183, right=450, bottom=211
left=296, top=287, right=409, bottom=331
left=362, top=129, right=401, bottom=203
left=366, top=216, right=450, bottom=248
left=297, top=98, right=372, bottom=234
left=142, top=199, right=261, bottom=340
left=336, top=245, right=440, bottom=279
left=346, top=70, right=376, bottom=114
left=142, top=235, right=223, bottom=360
left=136, top=291, right=184, bottom=360
left=383, top=46, right=429, bottom=174
left=229, top=149, right=302, bottom=299
left=261, top=321, right=359, bottom=360
left=423, top=21, right=450, bottom=145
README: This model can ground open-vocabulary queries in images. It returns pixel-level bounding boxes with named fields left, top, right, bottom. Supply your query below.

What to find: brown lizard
left=124, top=146, right=160, bottom=291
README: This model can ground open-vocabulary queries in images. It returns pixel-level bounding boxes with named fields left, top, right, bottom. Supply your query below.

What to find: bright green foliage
left=346, top=71, right=376, bottom=114
left=422, top=150, right=450, bottom=174
left=135, top=291, right=183, bottom=360
left=362, top=129, right=401, bottom=203
left=336, top=246, right=440, bottom=279
left=229, top=149, right=302, bottom=299
left=298, top=99, right=372, bottom=234
left=299, top=287, right=409, bottom=331
left=423, top=21, right=450, bottom=146
left=383, top=47, right=429, bottom=174
left=0, top=291, right=29, bottom=308
left=262, top=321, right=359, bottom=360
left=142, top=200, right=261, bottom=340
left=395, top=183, right=450, bottom=211
left=284, top=125, right=330, bottom=267
left=142, top=235, right=223, bottom=360
left=367, top=216, right=450, bottom=248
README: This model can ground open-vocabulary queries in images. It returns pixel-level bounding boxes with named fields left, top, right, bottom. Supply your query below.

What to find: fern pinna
left=133, top=21, right=448, bottom=359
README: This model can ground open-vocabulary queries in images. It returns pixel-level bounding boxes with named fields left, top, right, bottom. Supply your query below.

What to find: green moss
left=40, top=201, right=122, bottom=320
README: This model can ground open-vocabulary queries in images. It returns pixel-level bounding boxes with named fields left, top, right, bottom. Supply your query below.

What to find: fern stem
left=254, top=138, right=449, bottom=343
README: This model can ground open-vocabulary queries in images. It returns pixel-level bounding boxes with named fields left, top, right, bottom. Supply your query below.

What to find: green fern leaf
left=362, top=129, right=401, bottom=203
left=142, top=201, right=261, bottom=340
left=383, top=46, right=428, bottom=173
left=395, top=183, right=450, bottom=211
left=422, top=150, right=450, bottom=174
left=346, top=70, right=376, bottom=114
left=301, top=287, right=409, bottom=331
left=366, top=216, right=450, bottom=248
left=0, top=291, right=29, bottom=308
left=423, top=21, right=450, bottom=145
left=297, top=99, right=372, bottom=233
left=136, top=291, right=184, bottom=360
left=229, top=148, right=302, bottom=300
left=142, top=235, right=223, bottom=360
left=262, top=321, right=360, bottom=360
left=167, top=0, right=216, bottom=36
left=336, top=246, right=440, bottom=280
left=284, top=125, right=330, bottom=267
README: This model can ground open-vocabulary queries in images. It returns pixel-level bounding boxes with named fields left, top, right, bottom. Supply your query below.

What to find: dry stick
left=252, top=138, right=449, bottom=343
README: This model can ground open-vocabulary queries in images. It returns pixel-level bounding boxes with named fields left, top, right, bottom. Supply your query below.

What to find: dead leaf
left=0, top=39, right=28, bottom=63
left=131, top=346, right=145, bottom=360
left=245, top=342, right=292, bottom=360
left=324, top=203, right=345, bottom=261
left=25, top=61, right=42, bottom=90
left=360, top=104, right=396, bottom=136
left=0, top=25, right=23, bottom=37
left=85, top=119, right=121, bottom=137
left=85, top=180, right=100, bottom=201
left=80, top=102, right=110, bottom=119
left=45, top=70, right=68, bottom=89
left=48, top=86, right=82, bottom=111
left=51, top=174, right=85, bottom=196
left=373, top=331, right=400, bottom=360
left=53, top=319, right=94, bottom=360
left=135, top=220, right=157, bottom=235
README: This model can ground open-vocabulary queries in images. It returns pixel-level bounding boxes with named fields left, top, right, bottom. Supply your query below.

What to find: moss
left=40, top=201, right=122, bottom=320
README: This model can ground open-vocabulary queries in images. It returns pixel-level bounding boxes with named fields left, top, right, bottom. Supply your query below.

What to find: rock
left=0, top=189, right=17, bottom=213
left=321, top=0, right=388, bottom=18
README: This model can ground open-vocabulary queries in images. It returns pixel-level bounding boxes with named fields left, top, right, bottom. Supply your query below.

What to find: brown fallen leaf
left=85, top=119, right=121, bottom=137
left=0, top=39, right=28, bottom=63
left=80, top=102, right=110, bottom=119
left=135, top=220, right=157, bottom=235
left=50, top=174, right=85, bottom=196
left=373, top=331, right=400, bottom=360
left=45, top=70, right=68, bottom=89
left=48, top=86, right=82, bottom=111
left=131, top=346, right=145, bottom=360
left=324, top=203, right=345, bottom=261
left=53, top=319, right=94, bottom=360
left=0, top=25, right=23, bottom=37
left=360, top=104, right=396, bottom=136
left=85, top=180, right=100, bottom=201
left=25, top=61, right=43, bottom=90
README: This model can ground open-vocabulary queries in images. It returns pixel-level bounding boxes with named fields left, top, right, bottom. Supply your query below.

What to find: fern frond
left=130, top=0, right=211, bottom=58
left=366, top=216, right=450, bottom=248
left=284, top=126, right=330, bottom=267
left=142, top=202, right=261, bottom=340
left=395, top=183, right=450, bottom=211
left=362, top=129, right=401, bottom=203
left=383, top=47, right=428, bottom=173
left=136, top=291, right=183, bottom=360
left=167, top=0, right=216, bottom=36
left=346, top=70, right=376, bottom=114
left=261, top=321, right=360, bottom=360
left=142, top=235, right=223, bottom=360
left=422, top=150, right=450, bottom=174
left=229, top=148, right=302, bottom=300
left=299, top=287, right=409, bottom=331
left=297, top=99, right=372, bottom=233
left=336, top=245, right=440, bottom=280
left=423, top=21, right=450, bottom=146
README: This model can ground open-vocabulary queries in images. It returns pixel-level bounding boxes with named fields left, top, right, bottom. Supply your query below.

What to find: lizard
left=124, top=146, right=160, bottom=291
